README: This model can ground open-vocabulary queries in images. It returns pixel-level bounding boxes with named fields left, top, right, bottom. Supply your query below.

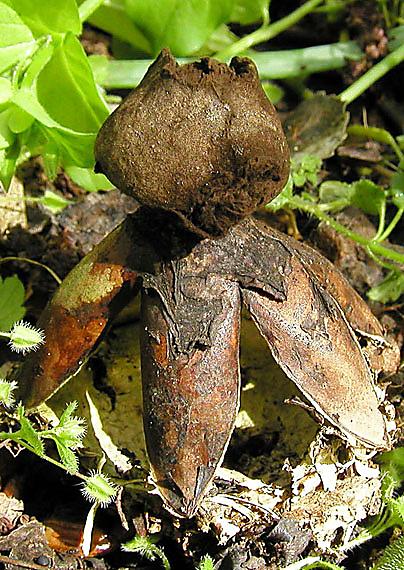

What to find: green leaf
left=197, top=23, right=237, bottom=54
left=8, top=105, right=35, bottom=133
left=319, top=180, right=354, bottom=205
left=13, top=88, right=76, bottom=130
left=122, top=535, right=170, bottom=569
left=198, top=555, right=215, bottom=570
left=0, top=138, right=20, bottom=189
left=0, top=378, right=17, bottom=407
left=12, top=88, right=98, bottom=167
left=122, top=535, right=159, bottom=558
left=17, top=405, right=44, bottom=456
left=261, top=81, right=284, bottom=105
left=57, top=401, right=78, bottom=425
left=124, top=0, right=233, bottom=56
left=81, top=472, right=117, bottom=506
left=41, top=147, right=59, bottom=179
left=390, top=171, right=404, bottom=209
left=378, top=447, right=404, bottom=486
left=0, top=275, right=25, bottom=331
left=351, top=179, right=385, bottom=216
left=372, top=535, right=404, bottom=570
left=291, top=154, right=322, bottom=188
left=390, top=496, right=404, bottom=526
left=53, top=437, right=79, bottom=472
left=7, top=0, right=81, bottom=36
left=0, top=110, right=14, bottom=149
left=37, top=189, right=72, bottom=213
left=20, top=40, right=55, bottom=89
left=388, top=25, right=404, bottom=51
left=230, top=0, right=268, bottom=25
left=368, top=271, right=404, bottom=304
left=0, top=77, right=12, bottom=104
left=36, top=33, right=108, bottom=133
left=41, top=402, right=85, bottom=471
left=0, top=1, right=34, bottom=73
left=45, top=128, right=97, bottom=168
left=8, top=320, right=45, bottom=354
left=88, top=0, right=151, bottom=55
left=65, top=165, right=114, bottom=192
left=392, top=191, right=404, bottom=210
left=54, top=401, right=86, bottom=448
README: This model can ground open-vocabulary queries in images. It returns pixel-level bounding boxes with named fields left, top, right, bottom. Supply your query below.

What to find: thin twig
left=0, top=257, right=61, bottom=285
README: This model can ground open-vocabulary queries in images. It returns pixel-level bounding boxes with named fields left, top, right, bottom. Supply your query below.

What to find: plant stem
left=374, top=200, right=386, bottom=241
left=340, top=42, right=404, bottom=104
left=288, top=197, right=404, bottom=264
left=151, top=545, right=171, bottom=570
left=214, top=0, right=325, bottom=61
left=318, top=198, right=351, bottom=211
left=378, top=207, right=404, bottom=242
left=91, top=41, right=361, bottom=89
left=79, top=0, right=105, bottom=23
left=0, top=256, right=62, bottom=284
left=347, top=125, right=404, bottom=162
left=367, top=249, right=400, bottom=272
left=0, top=431, right=90, bottom=483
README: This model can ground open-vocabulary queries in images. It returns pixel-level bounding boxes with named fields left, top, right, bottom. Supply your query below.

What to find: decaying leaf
left=0, top=176, right=26, bottom=234
left=284, top=94, right=349, bottom=161
left=86, top=391, right=132, bottom=473
left=0, top=493, right=23, bottom=533
left=0, top=518, right=107, bottom=569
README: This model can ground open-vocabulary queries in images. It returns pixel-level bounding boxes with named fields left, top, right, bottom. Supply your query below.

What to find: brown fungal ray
left=241, top=221, right=388, bottom=448
left=140, top=265, right=241, bottom=517
left=16, top=217, right=152, bottom=408
left=282, top=233, right=400, bottom=376
left=95, top=49, right=289, bottom=238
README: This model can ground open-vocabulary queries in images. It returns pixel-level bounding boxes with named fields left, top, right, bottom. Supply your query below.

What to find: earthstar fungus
left=95, top=49, right=289, bottom=238
left=16, top=50, right=397, bottom=518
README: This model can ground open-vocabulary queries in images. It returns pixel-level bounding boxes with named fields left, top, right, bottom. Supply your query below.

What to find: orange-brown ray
left=141, top=269, right=241, bottom=517
left=16, top=217, right=152, bottom=408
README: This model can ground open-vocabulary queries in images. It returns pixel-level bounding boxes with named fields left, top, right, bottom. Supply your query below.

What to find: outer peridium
left=141, top=265, right=241, bottom=517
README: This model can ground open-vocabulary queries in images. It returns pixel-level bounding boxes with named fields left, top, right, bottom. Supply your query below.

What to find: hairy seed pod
left=95, top=49, right=290, bottom=237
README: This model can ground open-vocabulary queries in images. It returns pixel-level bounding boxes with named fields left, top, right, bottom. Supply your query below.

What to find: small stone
left=34, top=555, right=51, bottom=566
